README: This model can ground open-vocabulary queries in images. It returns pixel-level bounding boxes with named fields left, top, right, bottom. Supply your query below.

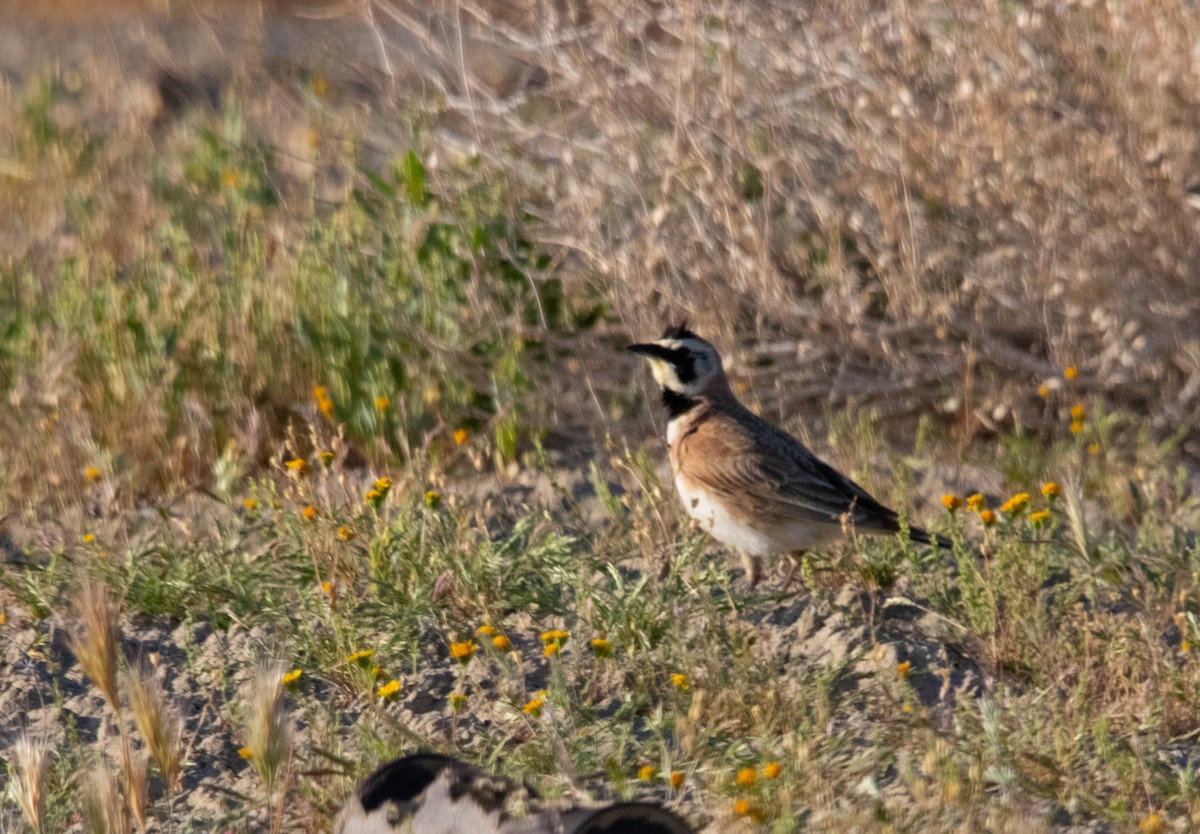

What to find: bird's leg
left=741, top=552, right=763, bottom=588
left=782, top=551, right=806, bottom=591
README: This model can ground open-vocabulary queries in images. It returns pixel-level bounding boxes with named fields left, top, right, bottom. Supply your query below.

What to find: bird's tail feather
left=907, top=525, right=953, bottom=550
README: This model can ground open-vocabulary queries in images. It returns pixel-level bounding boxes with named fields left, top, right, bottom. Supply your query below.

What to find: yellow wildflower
left=999, top=493, right=1030, bottom=515
left=424, top=490, right=441, bottom=510
left=732, top=799, right=762, bottom=821
left=476, top=625, right=497, bottom=636
left=365, top=488, right=382, bottom=506
left=522, top=697, right=544, bottom=717
left=1041, top=482, right=1061, bottom=498
left=638, top=765, right=656, bottom=782
left=281, top=669, right=302, bottom=686
left=453, top=428, right=469, bottom=445
left=591, top=638, right=613, bottom=658
left=347, top=649, right=375, bottom=664
left=374, top=476, right=392, bottom=492
left=310, top=73, right=328, bottom=99
left=449, top=692, right=468, bottom=711
left=320, top=580, right=333, bottom=596
left=763, top=762, right=781, bottom=779
left=242, top=497, right=258, bottom=511
left=544, top=642, right=561, bottom=657
left=450, top=640, right=477, bottom=664
left=941, top=494, right=963, bottom=512
left=539, top=630, right=569, bottom=646
left=492, top=635, right=512, bottom=652
left=285, top=457, right=309, bottom=476
left=1064, top=365, right=1078, bottom=380
left=1070, top=403, right=1086, bottom=420
left=303, top=505, right=317, bottom=521
left=670, top=673, right=689, bottom=691
left=319, top=450, right=335, bottom=467
left=375, top=395, right=390, bottom=412
left=337, top=525, right=355, bottom=541
left=82, top=533, right=95, bottom=544
left=1037, top=383, right=1051, bottom=398
left=980, top=509, right=997, bottom=526
left=897, top=661, right=911, bottom=679
left=318, top=395, right=334, bottom=418
left=84, top=466, right=102, bottom=482
left=1181, top=640, right=1190, bottom=654
left=1070, top=419, right=1085, bottom=434
left=1029, top=510, right=1051, bottom=525
left=1088, top=441, right=1101, bottom=455
left=220, top=169, right=240, bottom=189
left=1139, top=813, right=1165, bottom=834
left=669, top=771, right=685, bottom=789
left=371, top=665, right=385, bottom=679
left=377, top=679, right=401, bottom=700
left=238, top=747, right=253, bottom=760
left=312, top=385, right=328, bottom=400
left=902, top=703, right=913, bottom=713
left=736, top=767, right=757, bottom=786
left=966, top=493, right=985, bottom=511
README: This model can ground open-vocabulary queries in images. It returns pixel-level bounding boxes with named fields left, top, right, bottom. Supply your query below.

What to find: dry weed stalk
left=8, top=733, right=50, bottom=834
left=125, top=659, right=183, bottom=790
left=67, top=580, right=121, bottom=711
left=80, top=761, right=130, bottom=834
left=243, top=664, right=294, bottom=803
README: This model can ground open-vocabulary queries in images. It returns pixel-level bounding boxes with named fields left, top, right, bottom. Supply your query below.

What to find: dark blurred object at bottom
left=334, top=753, right=694, bottom=834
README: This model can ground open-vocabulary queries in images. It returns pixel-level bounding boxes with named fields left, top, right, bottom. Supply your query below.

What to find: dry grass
left=1, top=3, right=1199, bottom=833
left=66, top=581, right=122, bottom=712
left=126, top=659, right=183, bottom=792
left=8, top=733, right=50, bottom=834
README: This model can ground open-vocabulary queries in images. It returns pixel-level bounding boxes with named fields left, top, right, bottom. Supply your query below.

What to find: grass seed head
left=80, top=761, right=129, bottom=834
left=125, top=658, right=183, bottom=790
left=9, top=733, right=50, bottom=834
left=67, top=580, right=122, bottom=711
left=242, top=663, right=293, bottom=797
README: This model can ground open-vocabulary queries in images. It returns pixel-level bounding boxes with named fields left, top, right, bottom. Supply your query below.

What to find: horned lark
left=629, top=324, right=948, bottom=585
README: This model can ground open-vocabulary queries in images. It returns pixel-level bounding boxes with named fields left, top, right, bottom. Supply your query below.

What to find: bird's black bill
left=627, top=343, right=676, bottom=361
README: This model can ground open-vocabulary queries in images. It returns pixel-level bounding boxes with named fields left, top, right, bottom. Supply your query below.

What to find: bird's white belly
left=675, top=474, right=778, bottom=555
left=674, top=473, right=841, bottom=555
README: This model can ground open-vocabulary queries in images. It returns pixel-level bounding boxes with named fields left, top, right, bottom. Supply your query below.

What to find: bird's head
left=627, top=323, right=725, bottom=399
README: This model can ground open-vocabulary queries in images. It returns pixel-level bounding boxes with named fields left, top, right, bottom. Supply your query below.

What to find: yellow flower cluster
left=337, top=525, right=355, bottom=541
left=377, top=679, right=401, bottom=699
left=1069, top=402, right=1086, bottom=434
left=941, top=494, right=963, bottom=512
left=347, top=649, right=375, bottom=665
left=454, top=428, right=470, bottom=446
left=285, top=457, right=309, bottom=476
left=999, top=493, right=1030, bottom=515
left=540, top=630, right=569, bottom=657
left=591, top=638, right=613, bottom=658
left=319, top=450, right=335, bottom=467
left=670, top=673, right=689, bottom=691
left=281, top=669, right=302, bottom=686
left=897, top=661, right=912, bottom=679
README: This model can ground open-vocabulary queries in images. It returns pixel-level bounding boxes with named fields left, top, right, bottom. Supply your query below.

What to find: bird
left=628, top=323, right=949, bottom=586
left=334, top=753, right=694, bottom=834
